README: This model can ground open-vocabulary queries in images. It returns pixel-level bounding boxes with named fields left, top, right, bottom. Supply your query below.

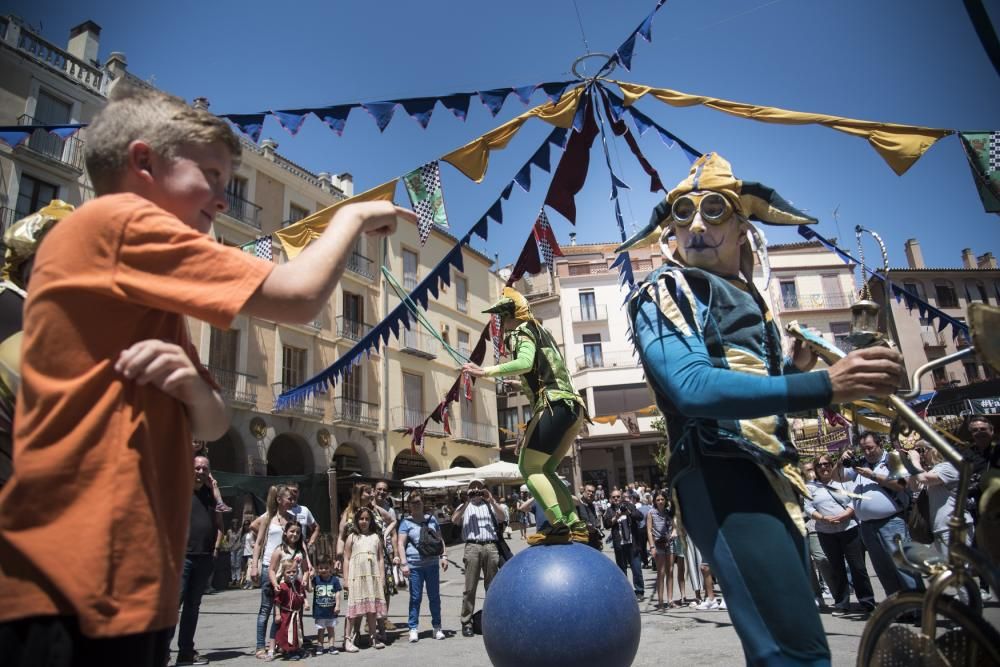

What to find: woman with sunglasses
left=620, top=153, right=905, bottom=666
left=805, top=454, right=875, bottom=616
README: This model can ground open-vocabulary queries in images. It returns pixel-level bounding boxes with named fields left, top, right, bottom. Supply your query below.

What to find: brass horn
left=885, top=450, right=913, bottom=482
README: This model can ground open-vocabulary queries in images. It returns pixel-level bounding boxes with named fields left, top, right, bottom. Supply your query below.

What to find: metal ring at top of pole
left=572, top=53, right=617, bottom=82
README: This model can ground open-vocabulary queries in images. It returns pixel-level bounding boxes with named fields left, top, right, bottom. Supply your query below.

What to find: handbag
left=489, top=510, right=514, bottom=567
left=907, top=490, right=933, bottom=544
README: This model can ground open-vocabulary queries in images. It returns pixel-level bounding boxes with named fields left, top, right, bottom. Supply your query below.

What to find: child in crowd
left=273, top=561, right=306, bottom=661
left=267, top=522, right=312, bottom=658
left=312, top=557, right=343, bottom=654
left=343, top=507, right=387, bottom=652
left=0, top=81, right=409, bottom=667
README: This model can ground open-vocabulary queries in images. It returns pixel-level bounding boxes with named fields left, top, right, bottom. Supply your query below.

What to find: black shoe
left=461, top=624, right=475, bottom=637
left=176, top=652, right=209, bottom=666
left=635, top=594, right=645, bottom=602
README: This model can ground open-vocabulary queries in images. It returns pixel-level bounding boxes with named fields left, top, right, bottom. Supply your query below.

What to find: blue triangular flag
left=478, top=89, right=512, bottom=116
left=513, top=85, right=537, bottom=104
left=513, top=163, right=532, bottom=192
left=549, top=127, right=569, bottom=148
left=401, top=97, right=437, bottom=128
left=318, top=106, right=351, bottom=135
left=440, top=94, right=471, bottom=121
left=637, top=11, right=655, bottom=41
left=0, top=130, right=30, bottom=147
left=472, top=216, right=489, bottom=241
left=362, top=102, right=397, bottom=132
left=529, top=143, right=551, bottom=172
left=272, top=111, right=307, bottom=135
left=540, top=82, right=573, bottom=104
left=500, top=182, right=515, bottom=201
left=617, top=34, right=637, bottom=71
left=486, top=199, right=503, bottom=224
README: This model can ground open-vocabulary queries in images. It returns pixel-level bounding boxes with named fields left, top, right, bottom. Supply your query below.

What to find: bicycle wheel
left=857, top=591, right=1000, bottom=667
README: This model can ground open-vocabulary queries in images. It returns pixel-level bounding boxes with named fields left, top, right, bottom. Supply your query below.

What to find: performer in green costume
left=463, top=287, right=588, bottom=545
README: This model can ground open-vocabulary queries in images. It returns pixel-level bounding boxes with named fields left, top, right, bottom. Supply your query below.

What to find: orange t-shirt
left=0, top=193, right=273, bottom=637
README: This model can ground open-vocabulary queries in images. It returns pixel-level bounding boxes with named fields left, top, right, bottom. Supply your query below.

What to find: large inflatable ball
left=482, top=542, right=641, bottom=667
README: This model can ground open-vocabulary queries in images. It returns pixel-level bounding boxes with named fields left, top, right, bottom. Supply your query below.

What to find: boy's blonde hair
left=85, top=82, right=241, bottom=194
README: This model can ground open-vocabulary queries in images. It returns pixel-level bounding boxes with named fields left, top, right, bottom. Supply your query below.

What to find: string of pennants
left=797, top=225, right=971, bottom=338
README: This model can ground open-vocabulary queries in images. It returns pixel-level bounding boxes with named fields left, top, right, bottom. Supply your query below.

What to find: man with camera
left=576, top=484, right=605, bottom=550
left=603, top=490, right=645, bottom=600
left=836, top=432, right=920, bottom=597
left=451, top=479, right=508, bottom=637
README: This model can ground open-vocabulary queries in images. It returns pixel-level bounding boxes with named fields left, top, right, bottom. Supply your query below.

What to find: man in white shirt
left=287, top=482, right=318, bottom=549
left=836, top=432, right=921, bottom=596
left=452, top=478, right=508, bottom=637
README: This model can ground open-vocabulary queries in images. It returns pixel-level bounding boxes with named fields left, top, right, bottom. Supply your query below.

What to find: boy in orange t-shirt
left=0, top=83, right=413, bottom=667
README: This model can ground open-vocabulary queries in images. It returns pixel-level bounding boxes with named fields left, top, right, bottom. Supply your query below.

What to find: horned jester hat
left=617, top=152, right=818, bottom=284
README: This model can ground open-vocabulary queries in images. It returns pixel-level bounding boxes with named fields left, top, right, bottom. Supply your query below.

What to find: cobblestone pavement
left=179, top=537, right=998, bottom=666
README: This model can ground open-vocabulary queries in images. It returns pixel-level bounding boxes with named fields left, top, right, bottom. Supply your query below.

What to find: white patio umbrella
left=402, top=466, right=476, bottom=487
left=470, top=461, right=523, bottom=484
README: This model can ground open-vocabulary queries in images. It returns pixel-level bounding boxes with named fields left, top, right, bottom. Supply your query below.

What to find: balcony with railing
left=331, top=396, right=379, bottom=430
left=15, top=115, right=85, bottom=172
left=208, top=366, right=259, bottom=406
left=223, top=190, right=262, bottom=229
left=574, top=350, right=637, bottom=372
left=270, top=382, right=325, bottom=420
left=778, top=292, right=854, bottom=312
left=390, top=406, right=447, bottom=436
left=336, top=316, right=371, bottom=342
left=346, top=252, right=375, bottom=280
left=921, top=329, right=947, bottom=349
left=7, top=21, right=105, bottom=93
left=453, top=420, right=496, bottom=446
left=567, top=262, right=610, bottom=276
left=399, top=329, right=438, bottom=359
left=571, top=304, right=608, bottom=323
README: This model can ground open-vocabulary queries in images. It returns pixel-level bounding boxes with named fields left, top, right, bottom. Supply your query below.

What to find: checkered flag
left=490, top=314, right=505, bottom=363
left=990, top=131, right=1000, bottom=173
left=403, top=160, right=449, bottom=246
left=533, top=209, right=562, bottom=272
left=241, top=236, right=273, bottom=262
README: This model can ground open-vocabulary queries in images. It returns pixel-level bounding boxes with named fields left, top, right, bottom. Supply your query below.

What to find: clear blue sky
left=12, top=0, right=1000, bottom=269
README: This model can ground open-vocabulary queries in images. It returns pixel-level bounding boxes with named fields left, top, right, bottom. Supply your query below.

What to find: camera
left=841, top=453, right=869, bottom=469
left=469, top=489, right=484, bottom=498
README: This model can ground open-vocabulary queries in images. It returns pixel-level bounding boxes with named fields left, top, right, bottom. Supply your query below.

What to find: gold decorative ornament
left=316, top=428, right=331, bottom=448
left=249, top=417, right=268, bottom=440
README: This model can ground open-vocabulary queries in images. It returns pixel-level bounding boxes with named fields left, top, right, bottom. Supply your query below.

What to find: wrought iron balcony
left=571, top=304, right=608, bottom=323
left=270, top=382, right=325, bottom=420
left=454, top=420, right=496, bottom=446
left=15, top=115, right=85, bottom=171
left=778, top=292, right=854, bottom=312
left=920, top=330, right=947, bottom=349
left=207, top=366, right=258, bottom=406
left=346, top=252, right=375, bottom=280
left=399, top=329, right=438, bottom=359
left=223, top=190, right=262, bottom=229
left=390, top=406, right=447, bottom=437
left=332, top=396, right=379, bottom=429
left=9, top=23, right=104, bottom=93
left=336, top=316, right=372, bottom=342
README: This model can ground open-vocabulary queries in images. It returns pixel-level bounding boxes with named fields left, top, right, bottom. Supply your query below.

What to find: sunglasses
left=815, top=462, right=832, bottom=468
left=671, top=192, right=734, bottom=226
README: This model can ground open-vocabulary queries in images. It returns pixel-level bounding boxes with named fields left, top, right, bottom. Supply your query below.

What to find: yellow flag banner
left=274, top=179, right=398, bottom=259
left=613, top=81, right=952, bottom=176
left=442, top=86, right=584, bottom=182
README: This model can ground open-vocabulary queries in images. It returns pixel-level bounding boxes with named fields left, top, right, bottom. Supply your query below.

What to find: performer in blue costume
left=620, top=153, right=904, bottom=666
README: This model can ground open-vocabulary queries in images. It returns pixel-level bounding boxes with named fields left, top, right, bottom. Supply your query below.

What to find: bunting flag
left=240, top=236, right=273, bottom=261
left=612, top=0, right=667, bottom=71
left=404, top=160, right=448, bottom=245
left=0, top=125, right=84, bottom=150
left=613, top=81, right=952, bottom=175
left=797, top=225, right=970, bottom=338
left=533, top=209, right=562, bottom=272
left=959, top=131, right=1000, bottom=214
left=544, top=94, right=599, bottom=223
left=407, top=423, right=426, bottom=455
left=622, top=412, right=641, bottom=436
left=440, top=402, right=452, bottom=436
left=600, top=86, right=702, bottom=162
left=462, top=371, right=474, bottom=401
left=490, top=314, right=505, bottom=363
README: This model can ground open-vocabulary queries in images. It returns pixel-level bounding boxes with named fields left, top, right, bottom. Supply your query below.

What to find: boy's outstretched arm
left=115, top=339, right=228, bottom=441
left=243, top=201, right=414, bottom=323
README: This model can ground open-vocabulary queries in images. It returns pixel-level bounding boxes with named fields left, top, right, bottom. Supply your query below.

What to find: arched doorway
left=205, top=428, right=243, bottom=473
left=392, top=449, right=431, bottom=480
left=451, top=456, right=475, bottom=469
left=267, top=433, right=310, bottom=476
left=333, top=443, right=366, bottom=476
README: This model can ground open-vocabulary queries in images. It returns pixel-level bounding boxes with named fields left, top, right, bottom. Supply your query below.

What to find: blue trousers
left=676, top=454, right=830, bottom=667
left=859, top=515, right=922, bottom=596
left=407, top=561, right=442, bottom=630
left=169, top=554, right=214, bottom=654
left=255, top=576, right=278, bottom=649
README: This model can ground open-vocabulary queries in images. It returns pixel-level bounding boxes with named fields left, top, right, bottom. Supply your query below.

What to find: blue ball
left=482, top=542, right=641, bottom=667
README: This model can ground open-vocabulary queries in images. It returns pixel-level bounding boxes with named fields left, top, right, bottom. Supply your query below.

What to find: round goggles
left=670, top=192, right=734, bottom=226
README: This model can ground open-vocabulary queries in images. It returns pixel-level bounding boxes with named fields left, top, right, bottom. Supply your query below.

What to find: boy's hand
left=344, top=201, right=414, bottom=237
left=115, top=339, right=209, bottom=405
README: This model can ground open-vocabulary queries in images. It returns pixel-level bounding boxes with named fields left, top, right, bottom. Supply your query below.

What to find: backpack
left=415, top=518, right=444, bottom=557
